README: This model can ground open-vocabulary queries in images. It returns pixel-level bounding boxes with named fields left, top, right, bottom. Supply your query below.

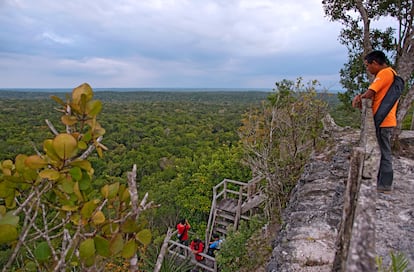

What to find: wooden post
left=332, top=147, right=364, bottom=271
left=234, top=186, right=243, bottom=229
left=154, top=228, right=174, bottom=272
left=332, top=98, right=379, bottom=271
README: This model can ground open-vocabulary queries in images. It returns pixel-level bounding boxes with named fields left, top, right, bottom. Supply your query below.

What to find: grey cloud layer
left=0, top=0, right=346, bottom=88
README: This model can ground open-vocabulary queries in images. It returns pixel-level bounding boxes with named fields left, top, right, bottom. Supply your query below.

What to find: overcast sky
left=0, top=0, right=348, bottom=90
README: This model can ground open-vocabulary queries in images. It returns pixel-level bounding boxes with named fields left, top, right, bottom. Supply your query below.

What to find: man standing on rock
left=352, top=50, right=400, bottom=193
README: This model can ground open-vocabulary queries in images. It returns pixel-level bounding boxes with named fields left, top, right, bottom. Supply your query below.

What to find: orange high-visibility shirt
left=369, top=67, right=398, bottom=127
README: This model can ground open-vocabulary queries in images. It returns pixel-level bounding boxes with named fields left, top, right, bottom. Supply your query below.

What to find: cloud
left=0, top=0, right=347, bottom=89
left=39, top=32, right=73, bottom=44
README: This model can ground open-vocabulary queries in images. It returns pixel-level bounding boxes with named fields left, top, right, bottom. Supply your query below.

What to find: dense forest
left=0, top=89, right=355, bottom=270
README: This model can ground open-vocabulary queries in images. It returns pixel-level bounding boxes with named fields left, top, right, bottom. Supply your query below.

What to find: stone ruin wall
left=266, top=99, right=414, bottom=272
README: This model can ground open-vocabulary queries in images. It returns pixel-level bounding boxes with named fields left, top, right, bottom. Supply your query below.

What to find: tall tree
left=322, top=0, right=414, bottom=133
left=238, top=78, right=328, bottom=220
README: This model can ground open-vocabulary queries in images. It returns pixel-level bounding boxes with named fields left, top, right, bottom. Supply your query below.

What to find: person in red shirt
left=176, top=218, right=191, bottom=246
left=190, top=238, right=204, bottom=262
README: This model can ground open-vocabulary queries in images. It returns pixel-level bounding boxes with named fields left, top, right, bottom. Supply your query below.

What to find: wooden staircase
left=205, top=176, right=265, bottom=245
left=158, top=176, right=264, bottom=272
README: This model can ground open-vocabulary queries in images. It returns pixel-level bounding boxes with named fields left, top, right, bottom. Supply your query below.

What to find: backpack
left=373, top=73, right=404, bottom=129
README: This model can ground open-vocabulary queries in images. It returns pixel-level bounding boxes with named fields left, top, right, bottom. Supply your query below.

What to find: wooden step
left=216, top=211, right=236, bottom=221
left=241, top=193, right=265, bottom=213
left=215, top=219, right=232, bottom=228
left=213, top=226, right=227, bottom=236
left=217, top=198, right=238, bottom=213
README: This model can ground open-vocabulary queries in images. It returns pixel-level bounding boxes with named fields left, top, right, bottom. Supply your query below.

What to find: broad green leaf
left=5, top=194, right=16, bottom=209
left=43, top=139, right=61, bottom=162
left=1, top=160, right=13, bottom=169
left=80, top=201, right=96, bottom=218
left=1, top=160, right=13, bottom=174
left=83, top=255, right=95, bottom=267
left=121, top=219, right=139, bottom=233
left=73, top=182, right=84, bottom=201
left=61, top=205, right=79, bottom=212
left=60, top=178, right=74, bottom=194
left=22, top=168, right=39, bottom=182
left=53, top=133, right=78, bottom=160
left=102, top=223, right=119, bottom=236
left=101, top=184, right=109, bottom=198
left=0, top=224, right=18, bottom=244
left=79, top=174, right=91, bottom=191
left=118, top=184, right=130, bottom=202
left=24, top=261, right=37, bottom=271
left=14, top=154, right=28, bottom=172
left=1, top=168, right=11, bottom=176
left=50, top=95, right=65, bottom=106
left=69, top=160, right=92, bottom=171
left=83, top=131, right=92, bottom=142
left=107, top=182, right=119, bottom=199
left=2, top=175, right=24, bottom=184
left=79, top=238, right=95, bottom=259
left=94, top=236, right=110, bottom=257
left=93, top=127, right=106, bottom=138
left=121, top=188, right=130, bottom=202
left=85, top=100, right=102, bottom=116
left=72, top=83, right=93, bottom=104
left=69, top=167, right=82, bottom=181
left=135, top=229, right=152, bottom=246
left=25, top=155, right=47, bottom=169
left=122, top=239, right=137, bottom=259
left=23, top=168, right=38, bottom=183
left=0, top=212, right=19, bottom=226
left=92, top=211, right=105, bottom=225
left=0, top=182, right=14, bottom=198
left=78, top=140, right=87, bottom=150
left=61, top=115, right=78, bottom=126
left=39, top=169, right=61, bottom=181
left=70, top=214, right=84, bottom=226
left=110, top=234, right=124, bottom=255
left=34, top=242, right=51, bottom=262
left=96, top=146, right=103, bottom=158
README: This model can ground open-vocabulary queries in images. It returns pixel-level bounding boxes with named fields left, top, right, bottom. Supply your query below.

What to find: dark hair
left=212, top=233, right=219, bottom=239
left=180, top=218, right=186, bottom=224
left=364, top=50, right=388, bottom=65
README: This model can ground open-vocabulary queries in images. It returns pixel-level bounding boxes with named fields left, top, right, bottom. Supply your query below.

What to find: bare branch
left=77, top=136, right=103, bottom=161
left=65, top=104, right=72, bottom=134
left=127, top=164, right=139, bottom=219
left=45, top=119, right=59, bottom=136
left=41, top=204, right=58, bottom=262
left=3, top=192, right=40, bottom=272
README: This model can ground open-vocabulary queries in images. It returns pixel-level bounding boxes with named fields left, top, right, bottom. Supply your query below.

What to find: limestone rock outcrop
left=266, top=128, right=414, bottom=271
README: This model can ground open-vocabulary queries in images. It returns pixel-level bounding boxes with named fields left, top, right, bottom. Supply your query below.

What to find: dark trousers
left=376, top=127, right=393, bottom=188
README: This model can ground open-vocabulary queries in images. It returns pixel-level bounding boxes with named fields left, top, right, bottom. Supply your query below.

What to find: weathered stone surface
left=267, top=127, right=359, bottom=272
left=376, top=153, right=414, bottom=271
left=266, top=127, right=414, bottom=272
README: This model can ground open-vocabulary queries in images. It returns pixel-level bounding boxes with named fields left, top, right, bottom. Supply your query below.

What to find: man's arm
left=352, top=89, right=375, bottom=108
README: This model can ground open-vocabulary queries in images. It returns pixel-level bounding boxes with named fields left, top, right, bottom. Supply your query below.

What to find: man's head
left=364, top=50, right=388, bottom=75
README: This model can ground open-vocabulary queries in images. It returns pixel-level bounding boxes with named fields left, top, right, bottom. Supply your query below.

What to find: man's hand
left=352, top=94, right=362, bottom=109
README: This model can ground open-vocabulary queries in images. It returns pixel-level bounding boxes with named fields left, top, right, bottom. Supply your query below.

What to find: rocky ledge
left=266, top=127, right=414, bottom=272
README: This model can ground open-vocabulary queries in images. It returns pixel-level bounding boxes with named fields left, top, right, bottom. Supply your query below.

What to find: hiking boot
left=377, top=186, right=392, bottom=194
